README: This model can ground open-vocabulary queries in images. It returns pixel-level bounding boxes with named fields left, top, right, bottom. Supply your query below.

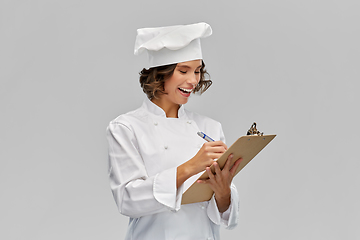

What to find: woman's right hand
left=177, top=141, right=227, bottom=188
left=188, top=141, right=228, bottom=174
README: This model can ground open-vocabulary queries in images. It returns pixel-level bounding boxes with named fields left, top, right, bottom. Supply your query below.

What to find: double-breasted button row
left=153, top=120, right=195, bottom=150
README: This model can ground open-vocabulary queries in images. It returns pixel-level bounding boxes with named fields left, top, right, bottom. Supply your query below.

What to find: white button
left=154, top=122, right=158, bottom=126
left=164, top=145, right=168, bottom=149
left=187, top=120, right=192, bottom=124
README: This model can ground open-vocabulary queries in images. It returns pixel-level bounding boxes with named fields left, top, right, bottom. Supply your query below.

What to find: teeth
left=179, top=87, right=193, bottom=93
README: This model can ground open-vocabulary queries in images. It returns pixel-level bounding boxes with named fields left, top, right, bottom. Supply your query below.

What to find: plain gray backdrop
left=1, top=0, right=359, bottom=239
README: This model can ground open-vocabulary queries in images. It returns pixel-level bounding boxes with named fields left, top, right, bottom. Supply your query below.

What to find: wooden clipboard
left=181, top=134, right=276, bottom=204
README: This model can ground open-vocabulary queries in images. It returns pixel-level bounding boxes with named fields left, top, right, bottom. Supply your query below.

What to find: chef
left=106, top=22, right=242, bottom=240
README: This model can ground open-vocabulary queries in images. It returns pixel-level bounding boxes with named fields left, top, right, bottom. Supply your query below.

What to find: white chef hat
left=134, top=22, right=212, bottom=68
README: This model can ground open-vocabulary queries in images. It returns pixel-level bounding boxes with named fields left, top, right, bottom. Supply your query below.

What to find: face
left=162, top=59, right=202, bottom=106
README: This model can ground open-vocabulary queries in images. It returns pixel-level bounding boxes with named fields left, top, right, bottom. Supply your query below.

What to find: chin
left=179, top=99, right=189, bottom=105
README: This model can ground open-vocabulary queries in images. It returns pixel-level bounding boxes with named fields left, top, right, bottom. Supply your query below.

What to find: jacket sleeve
left=106, top=121, right=184, bottom=218
left=207, top=183, right=239, bottom=229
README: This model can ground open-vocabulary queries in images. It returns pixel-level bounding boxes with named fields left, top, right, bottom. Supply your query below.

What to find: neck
left=151, top=98, right=180, bottom=118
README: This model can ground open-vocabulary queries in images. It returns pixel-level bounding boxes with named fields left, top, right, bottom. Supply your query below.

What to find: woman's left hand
left=197, top=154, right=242, bottom=213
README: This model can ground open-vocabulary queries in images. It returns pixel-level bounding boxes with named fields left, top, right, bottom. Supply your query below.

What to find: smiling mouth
left=178, top=87, right=193, bottom=94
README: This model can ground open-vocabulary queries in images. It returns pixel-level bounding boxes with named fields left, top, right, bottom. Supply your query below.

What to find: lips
left=178, top=87, right=193, bottom=97
left=178, top=87, right=193, bottom=93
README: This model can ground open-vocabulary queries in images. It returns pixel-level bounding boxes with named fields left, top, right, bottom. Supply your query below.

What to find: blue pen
left=197, top=131, right=215, bottom=142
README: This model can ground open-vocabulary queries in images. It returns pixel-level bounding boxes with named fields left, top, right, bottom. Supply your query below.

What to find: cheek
left=163, top=80, right=177, bottom=93
left=196, top=76, right=201, bottom=84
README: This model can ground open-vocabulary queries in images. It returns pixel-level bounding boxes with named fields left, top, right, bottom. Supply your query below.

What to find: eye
left=195, top=71, right=200, bottom=74
left=179, top=70, right=187, bottom=74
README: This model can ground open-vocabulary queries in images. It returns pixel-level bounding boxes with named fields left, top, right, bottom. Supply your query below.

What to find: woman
left=107, top=22, right=242, bottom=240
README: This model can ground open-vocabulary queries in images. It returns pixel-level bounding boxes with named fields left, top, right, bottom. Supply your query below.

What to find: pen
left=197, top=131, right=215, bottom=142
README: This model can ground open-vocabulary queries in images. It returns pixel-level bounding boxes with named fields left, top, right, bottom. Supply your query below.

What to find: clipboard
left=181, top=127, right=276, bottom=204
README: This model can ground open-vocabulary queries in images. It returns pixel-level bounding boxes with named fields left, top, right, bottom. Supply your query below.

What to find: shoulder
left=108, top=106, right=149, bottom=132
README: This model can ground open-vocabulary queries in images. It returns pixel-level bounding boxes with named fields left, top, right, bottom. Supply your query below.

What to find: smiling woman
left=139, top=61, right=212, bottom=101
left=106, top=22, right=241, bottom=240
left=151, top=60, right=203, bottom=117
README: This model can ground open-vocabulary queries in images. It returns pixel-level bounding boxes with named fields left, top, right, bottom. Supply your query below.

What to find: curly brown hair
left=139, top=62, right=212, bottom=99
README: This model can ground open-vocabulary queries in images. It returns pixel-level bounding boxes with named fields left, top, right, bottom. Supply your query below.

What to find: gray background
left=1, top=0, right=359, bottom=239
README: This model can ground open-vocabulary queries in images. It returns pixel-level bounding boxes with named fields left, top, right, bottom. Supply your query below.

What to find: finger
left=229, top=158, right=242, bottom=176
left=213, top=162, right=222, bottom=177
left=205, top=146, right=226, bottom=154
left=204, top=146, right=227, bottom=154
left=197, top=179, right=213, bottom=187
left=206, top=141, right=228, bottom=150
left=197, top=179, right=208, bottom=184
left=206, top=167, right=215, bottom=180
left=208, top=152, right=225, bottom=161
left=223, top=154, right=234, bottom=171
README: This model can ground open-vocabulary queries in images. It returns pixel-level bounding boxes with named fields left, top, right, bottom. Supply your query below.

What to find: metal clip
left=247, top=122, right=264, bottom=136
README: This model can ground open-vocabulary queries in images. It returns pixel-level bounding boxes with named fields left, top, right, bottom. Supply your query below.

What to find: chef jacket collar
left=143, top=97, right=187, bottom=119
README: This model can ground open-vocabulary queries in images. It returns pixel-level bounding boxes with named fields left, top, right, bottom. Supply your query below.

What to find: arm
left=201, top=155, right=242, bottom=212
left=196, top=126, right=241, bottom=228
left=107, top=120, right=229, bottom=218
left=107, top=122, right=182, bottom=218
left=208, top=183, right=240, bottom=229
left=200, top=156, right=242, bottom=229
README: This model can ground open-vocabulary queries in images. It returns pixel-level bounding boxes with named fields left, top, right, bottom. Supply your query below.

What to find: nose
left=187, top=73, right=199, bottom=86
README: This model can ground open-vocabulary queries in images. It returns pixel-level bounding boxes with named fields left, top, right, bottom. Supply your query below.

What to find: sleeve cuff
left=224, top=184, right=240, bottom=229
left=207, top=194, right=222, bottom=225
left=220, top=201, right=232, bottom=223
left=207, top=184, right=240, bottom=229
left=153, top=167, right=183, bottom=211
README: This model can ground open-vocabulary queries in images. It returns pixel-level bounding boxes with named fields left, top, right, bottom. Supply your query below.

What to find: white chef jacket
left=106, top=98, right=239, bottom=240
